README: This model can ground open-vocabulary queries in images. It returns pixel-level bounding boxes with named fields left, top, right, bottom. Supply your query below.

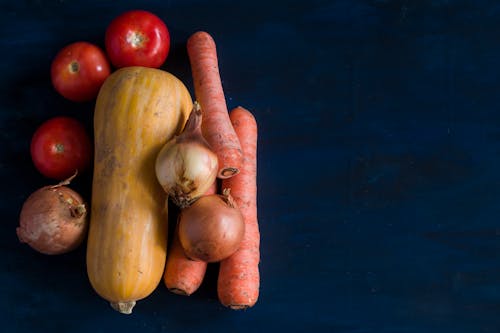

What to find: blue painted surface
left=1, top=0, right=500, bottom=332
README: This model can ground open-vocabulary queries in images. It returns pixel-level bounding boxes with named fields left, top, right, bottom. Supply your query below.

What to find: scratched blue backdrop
left=1, top=0, right=500, bottom=332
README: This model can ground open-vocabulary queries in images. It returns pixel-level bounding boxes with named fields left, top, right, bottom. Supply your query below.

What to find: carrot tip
left=218, top=167, right=239, bottom=179
left=227, top=304, right=250, bottom=310
left=169, top=287, right=191, bottom=296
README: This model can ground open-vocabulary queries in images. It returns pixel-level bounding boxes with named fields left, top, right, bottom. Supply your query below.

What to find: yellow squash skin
left=87, top=67, right=192, bottom=314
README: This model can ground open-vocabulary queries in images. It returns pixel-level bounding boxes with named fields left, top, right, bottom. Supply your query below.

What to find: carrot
left=163, top=182, right=217, bottom=295
left=217, top=106, right=259, bottom=309
left=163, top=226, right=207, bottom=295
left=187, top=31, right=243, bottom=179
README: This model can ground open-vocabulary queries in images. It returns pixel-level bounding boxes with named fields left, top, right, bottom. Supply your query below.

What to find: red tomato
left=51, top=42, right=111, bottom=102
left=105, top=10, right=170, bottom=68
left=30, top=117, right=92, bottom=180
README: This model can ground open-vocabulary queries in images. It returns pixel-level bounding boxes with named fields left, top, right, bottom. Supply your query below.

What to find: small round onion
left=16, top=184, right=88, bottom=255
left=178, top=193, right=244, bottom=262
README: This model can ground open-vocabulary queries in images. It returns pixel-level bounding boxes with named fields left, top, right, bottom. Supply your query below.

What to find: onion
left=16, top=177, right=88, bottom=255
left=178, top=190, right=245, bottom=262
left=155, top=102, right=218, bottom=208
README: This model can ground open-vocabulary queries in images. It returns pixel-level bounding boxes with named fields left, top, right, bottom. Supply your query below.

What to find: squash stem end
left=110, top=301, right=136, bottom=314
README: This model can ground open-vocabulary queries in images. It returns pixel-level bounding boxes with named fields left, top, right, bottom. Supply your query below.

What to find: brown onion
left=16, top=180, right=88, bottom=255
left=178, top=191, right=244, bottom=262
left=156, top=102, right=218, bottom=208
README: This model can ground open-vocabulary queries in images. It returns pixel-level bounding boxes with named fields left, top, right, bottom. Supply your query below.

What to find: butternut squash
left=86, top=67, right=192, bottom=314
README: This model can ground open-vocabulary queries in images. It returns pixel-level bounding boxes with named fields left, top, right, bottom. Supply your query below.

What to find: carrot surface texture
left=187, top=31, right=243, bottom=179
left=218, top=106, right=260, bottom=309
left=163, top=226, right=207, bottom=296
left=163, top=182, right=217, bottom=295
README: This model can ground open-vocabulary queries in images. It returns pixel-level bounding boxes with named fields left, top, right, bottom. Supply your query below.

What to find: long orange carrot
left=218, top=106, right=259, bottom=309
left=187, top=31, right=243, bottom=179
left=163, top=182, right=217, bottom=295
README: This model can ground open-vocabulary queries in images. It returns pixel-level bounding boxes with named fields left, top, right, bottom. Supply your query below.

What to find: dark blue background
left=2, top=0, right=500, bottom=332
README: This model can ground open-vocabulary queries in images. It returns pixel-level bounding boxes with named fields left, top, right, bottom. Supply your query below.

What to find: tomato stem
left=55, top=143, right=65, bottom=153
left=69, top=61, right=79, bottom=73
left=126, top=31, right=146, bottom=48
